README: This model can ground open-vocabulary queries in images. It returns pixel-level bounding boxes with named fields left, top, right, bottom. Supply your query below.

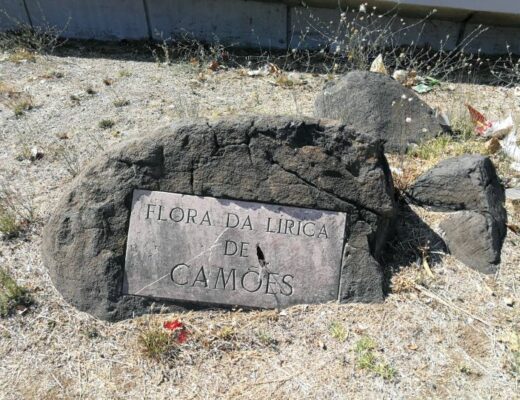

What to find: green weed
left=113, top=99, right=130, bottom=107
left=0, top=207, right=22, bottom=238
left=408, top=134, right=487, bottom=161
left=138, top=325, right=178, bottom=361
left=0, top=268, right=32, bottom=317
left=329, top=321, right=348, bottom=342
left=354, top=336, right=396, bottom=380
left=98, top=119, right=115, bottom=129
left=13, top=99, right=33, bottom=117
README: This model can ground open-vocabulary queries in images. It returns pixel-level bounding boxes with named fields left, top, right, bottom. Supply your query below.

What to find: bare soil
left=0, top=49, right=519, bottom=399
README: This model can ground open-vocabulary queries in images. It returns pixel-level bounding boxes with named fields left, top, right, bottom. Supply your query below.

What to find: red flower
left=177, top=330, right=189, bottom=344
left=163, top=319, right=184, bottom=331
left=163, top=319, right=189, bottom=344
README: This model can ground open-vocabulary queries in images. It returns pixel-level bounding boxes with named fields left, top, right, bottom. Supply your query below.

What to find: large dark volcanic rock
left=314, top=71, right=445, bottom=152
left=42, top=116, right=397, bottom=321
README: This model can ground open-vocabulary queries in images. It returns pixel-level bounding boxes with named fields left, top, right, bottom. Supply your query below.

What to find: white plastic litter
left=370, top=54, right=388, bottom=75
left=483, top=115, right=514, bottom=139
left=501, top=129, right=520, bottom=171
left=392, top=69, right=408, bottom=84
left=467, top=105, right=520, bottom=171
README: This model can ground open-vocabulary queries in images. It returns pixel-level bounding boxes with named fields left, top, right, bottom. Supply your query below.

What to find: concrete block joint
left=0, top=0, right=518, bottom=54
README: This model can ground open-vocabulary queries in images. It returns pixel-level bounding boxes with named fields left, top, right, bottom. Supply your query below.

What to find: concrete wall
left=298, top=0, right=520, bottom=19
left=147, top=0, right=287, bottom=48
left=0, top=0, right=519, bottom=54
left=25, top=0, right=149, bottom=40
left=0, top=0, right=30, bottom=30
left=383, top=0, right=520, bottom=15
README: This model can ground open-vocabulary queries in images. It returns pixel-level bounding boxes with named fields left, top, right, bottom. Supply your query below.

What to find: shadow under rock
left=381, top=197, right=447, bottom=295
left=34, top=39, right=504, bottom=84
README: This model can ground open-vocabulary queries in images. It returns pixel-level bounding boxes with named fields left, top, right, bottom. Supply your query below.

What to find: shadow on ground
left=5, top=37, right=501, bottom=84
left=382, top=198, right=447, bottom=294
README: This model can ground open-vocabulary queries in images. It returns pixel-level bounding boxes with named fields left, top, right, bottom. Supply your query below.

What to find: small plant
left=118, top=69, right=132, bottom=78
left=354, top=336, right=396, bottom=380
left=0, top=179, right=35, bottom=225
left=257, top=331, right=278, bottom=347
left=489, top=46, right=520, bottom=87
left=408, top=134, right=487, bottom=161
left=52, top=142, right=80, bottom=177
left=113, top=99, right=130, bottom=108
left=98, top=119, right=115, bottom=129
left=355, top=335, right=377, bottom=353
left=0, top=268, right=32, bottom=317
left=12, top=99, right=33, bottom=117
left=372, top=361, right=397, bottom=381
left=459, top=365, right=478, bottom=376
left=0, top=22, right=65, bottom=54
left=218, top=326, right=236, bottom=340
left=15, top=144, right=32, bottom=161
left=69, top=94, right=80, bottom=104
left=450, top=114, right=475, bottom=140
left=502, top=331, right=520, bottom=378
left=138, top=319, right=189, bottom=361
left=139, top=326, right=175, bottom=360
left=7, top=48, right=36, bottom=63
left=0, top=206, right=22, bottom=238
left=1, top=84, right=34, bottom=118
left=81, top=327, right=100, bottom=339
left=41, top=70, right=64, bottom=79
left=275, top=74, right=295, bottom=87
left=329, top=321, right=348, bottom=342
left=391, top=271, right=418, bottom=294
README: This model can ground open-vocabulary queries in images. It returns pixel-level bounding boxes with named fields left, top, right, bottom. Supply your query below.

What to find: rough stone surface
left=440, top=211, right=503, bottom=274
left=314, top=71, right=446, bottom=152
left=409, top=154, right=507, bottom=273
left=42, top=116, right=397, bottom=321
left=408, top=155, right=506, bottom=216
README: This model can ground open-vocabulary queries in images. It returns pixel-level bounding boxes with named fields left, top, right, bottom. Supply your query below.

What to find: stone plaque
left=123, top=190, right=347, bottom=308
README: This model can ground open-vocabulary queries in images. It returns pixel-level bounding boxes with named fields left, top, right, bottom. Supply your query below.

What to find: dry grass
left=0, top=267, right=32, bottom=317
left=0, top=42, right=519, bottom=399
left=0, top=206, right=22, bottom=238
left=98, top=119, right=115, bottom=129
left=113, top=99, right=130, bottom=108
left=138, top=324, right=179, bottom=361
left=408, top=134, right=489, bottom=161
left=7, top=48, right=36, bottom=63
left=0, top=81, right=34, bottom=117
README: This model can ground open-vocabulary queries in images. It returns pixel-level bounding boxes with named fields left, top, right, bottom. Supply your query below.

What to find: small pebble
left=504, top=297, right=515, bottom=307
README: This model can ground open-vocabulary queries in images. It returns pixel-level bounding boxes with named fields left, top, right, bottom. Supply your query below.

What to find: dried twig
left=414, top=284, right=494, bottom=328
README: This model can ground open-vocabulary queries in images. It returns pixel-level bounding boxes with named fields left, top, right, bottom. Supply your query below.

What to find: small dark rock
left=408, top=155, right=506, bottom=217
left=440, top=211, right=503, bottom=274
left=314, top=71, right=446, bottom=153
left=409, top=155, right=507, bottom=273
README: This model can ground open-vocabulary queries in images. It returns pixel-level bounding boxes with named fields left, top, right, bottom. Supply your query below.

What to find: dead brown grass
left=0, top=50, right=519, bottom=399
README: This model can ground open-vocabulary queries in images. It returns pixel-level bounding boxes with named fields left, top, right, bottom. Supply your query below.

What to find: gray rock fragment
left=314, top=70, right=446, bottom=152
left=408, top=155, right=506, bottom=218
left=409, top=154, right=507, bottom=273
left=440, top=211, right=503, bottom=274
